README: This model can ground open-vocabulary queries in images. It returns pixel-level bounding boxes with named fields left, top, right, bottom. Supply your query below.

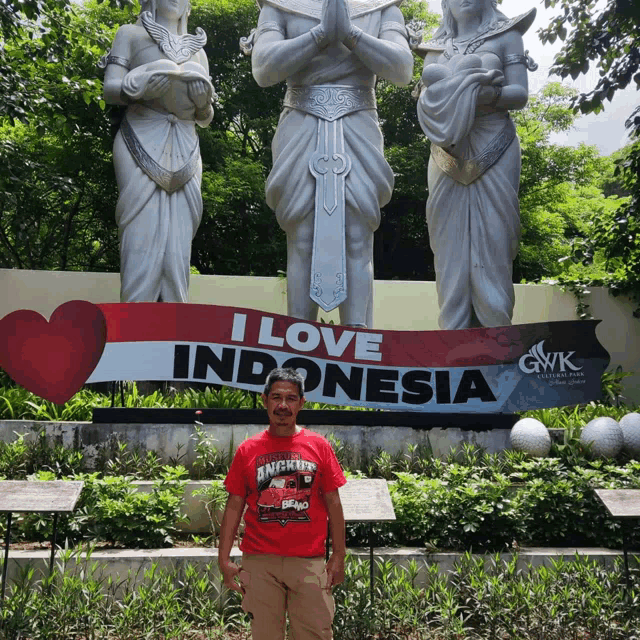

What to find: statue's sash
left=431, top=117, right=516, bottom=186
left=120, top=112, right=200, bottom=194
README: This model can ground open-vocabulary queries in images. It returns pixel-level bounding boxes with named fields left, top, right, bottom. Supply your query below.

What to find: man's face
left=262, top=381, right=305, bottom=429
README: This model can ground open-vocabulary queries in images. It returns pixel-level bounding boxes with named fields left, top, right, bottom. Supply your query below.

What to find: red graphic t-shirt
left=224, top=428, right=347, bottom=557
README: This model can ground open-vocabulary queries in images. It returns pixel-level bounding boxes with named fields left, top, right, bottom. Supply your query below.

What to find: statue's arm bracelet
left=240, top=22, right=285, bottom=55
left=504, top=50, right=539, bottom=71
left=379, top=21, right=408, bottom=40
left=310, top=24, right=329, bottom=50
left=255, top=21, right=286, bottom=40
left=344, top=25, right=364, bottom=50
left=106, top=55, right=131, bottom=69
left=503, top=54, right=526, bottom=67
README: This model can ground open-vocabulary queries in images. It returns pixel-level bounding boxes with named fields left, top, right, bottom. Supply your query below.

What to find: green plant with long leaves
left=192, top=476, right=229, bottom=546
left=0, top=547, right=639, bottom=639
left=191, top=425, right=234, bottom=479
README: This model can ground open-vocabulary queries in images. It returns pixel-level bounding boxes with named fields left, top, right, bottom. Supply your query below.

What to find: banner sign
left=93, top=303, right=609, bottom=412
left=0, top=301, right=610, bottom=411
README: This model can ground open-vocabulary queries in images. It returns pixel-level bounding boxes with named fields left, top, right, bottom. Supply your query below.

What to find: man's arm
left=342, top=4, right=414, bottom=86
left=324, top=488, right=346, bottom=587
left=218, top=493, right=246, bottom=593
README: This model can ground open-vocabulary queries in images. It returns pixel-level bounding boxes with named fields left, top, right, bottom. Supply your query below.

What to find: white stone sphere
left=580, top=417, right=624, bottom=458
left=619, top=413, right=640, bottom=455
left=510, top=418, right=552, bottom=457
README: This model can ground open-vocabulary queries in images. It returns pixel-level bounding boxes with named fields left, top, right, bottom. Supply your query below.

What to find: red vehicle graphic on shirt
left=257, top=471, right=314, bottom=511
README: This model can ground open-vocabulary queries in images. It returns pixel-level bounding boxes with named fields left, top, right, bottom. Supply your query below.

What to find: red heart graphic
left=0, top=300, right=107, bottom=405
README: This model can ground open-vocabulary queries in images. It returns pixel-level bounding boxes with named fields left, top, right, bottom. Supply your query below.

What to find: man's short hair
left=264, top=368, right=305, bottom=398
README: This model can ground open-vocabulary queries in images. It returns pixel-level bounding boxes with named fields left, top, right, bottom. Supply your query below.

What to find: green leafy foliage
left=2, top=0, right=633, bottom=290
left=539, top=0, right=640, bottom=314
left=0, top=551, right=244, bottom=640
left=0, top=0, right=135, bottom=272
left=376, top=455, right=640, bottom=551
left=15, top=467, right=188, bottom=547
left=0, top=431, right=85, bottom=479
left=192, top=476, right=229, bottom=545
left=2, top=382, right=640, bottom=551
left=539, top=0, right=639, bottom=118
left=191, top=425, right=235, bottom=480
left=88, top=466, right=188, bottom=547
left=4, top=550, right=637, bottom=640
left=0, top=381, right=374, bottom=421
left=513, top=83, right=628, bottom=283
left=95, top=438, right=166, bottom=479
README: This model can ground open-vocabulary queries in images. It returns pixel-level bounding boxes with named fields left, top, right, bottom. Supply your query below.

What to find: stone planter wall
left=0, top=421, right=565, bottom=472
left=2, top=546, right=635, bottom=601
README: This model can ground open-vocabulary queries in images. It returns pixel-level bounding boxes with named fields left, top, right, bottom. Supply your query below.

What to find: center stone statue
left=242, top=0, right=413, bottom=328
left=414, top=0, right=537, bottom=330
left=102, top=0, right=214, bottom=303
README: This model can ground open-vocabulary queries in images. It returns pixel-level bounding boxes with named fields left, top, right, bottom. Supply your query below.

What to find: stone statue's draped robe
left=417, top=66, right=521, bottom=330
left=114, top=59, right=212, bottom=302
left=265, top=13, right=394, bottom=244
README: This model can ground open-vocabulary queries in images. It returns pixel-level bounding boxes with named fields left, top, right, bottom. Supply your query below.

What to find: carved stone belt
left=120, top=113, right=200, bottom=194
left=283, top=84, right=376, bottom=121
left=431, top=117, right=516, bottom=185
left=283, top=85, right=376, bottom=313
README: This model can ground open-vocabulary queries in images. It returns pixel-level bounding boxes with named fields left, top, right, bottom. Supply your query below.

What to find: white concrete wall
left=1, top=269, right=638, bottom=403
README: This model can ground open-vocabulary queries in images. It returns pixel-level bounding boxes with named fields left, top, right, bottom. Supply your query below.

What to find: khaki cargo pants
left=239, top=554, right=335, bottom=640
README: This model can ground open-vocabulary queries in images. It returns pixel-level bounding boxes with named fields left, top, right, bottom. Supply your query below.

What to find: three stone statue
left=102, top=0, right=537, bottom=330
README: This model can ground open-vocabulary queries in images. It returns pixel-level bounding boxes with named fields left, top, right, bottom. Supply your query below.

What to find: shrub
left=387, top=471, right=522, bottom=551
left=0, top=431, right=85, bottom=479
left=87, top=466, right=188, bottom=547
left=16, top=467, right=189, bottom=548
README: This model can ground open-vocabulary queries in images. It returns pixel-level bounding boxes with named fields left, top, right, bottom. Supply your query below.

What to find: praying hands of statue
left=318, top=0, right=352, bottom=45
left=335, top=0, right=352, bottom=44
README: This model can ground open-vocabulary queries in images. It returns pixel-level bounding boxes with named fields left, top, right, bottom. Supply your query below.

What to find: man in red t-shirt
left=218, top=367, right=347, bottom=640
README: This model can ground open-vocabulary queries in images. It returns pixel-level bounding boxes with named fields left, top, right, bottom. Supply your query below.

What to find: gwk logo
left=518, top=340, right=583, bottom=374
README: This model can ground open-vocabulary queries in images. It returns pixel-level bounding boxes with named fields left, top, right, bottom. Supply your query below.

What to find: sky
left=425, top=0, right=638, bottom=156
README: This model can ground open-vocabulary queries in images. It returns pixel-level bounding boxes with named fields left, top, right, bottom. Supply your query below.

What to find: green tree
left=0, top=0, right=287, bottom=275
left=512, top=83, right=626, bottom=283
left=0, top=1, right=131, bottom=271
left=539, top=0, right=640, bottom=314
left=0, top=0, right=131, bottom=124
left=188, top=0, right=286, bottom=276
left=374, top=0, right=439, bottom=280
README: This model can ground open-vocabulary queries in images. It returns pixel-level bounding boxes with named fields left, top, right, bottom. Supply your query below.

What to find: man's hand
left=335, top=0, right=352, bottom=43
left=325, top=552, right=345, bottom=589
left=219, top=559, right=244, bottom=593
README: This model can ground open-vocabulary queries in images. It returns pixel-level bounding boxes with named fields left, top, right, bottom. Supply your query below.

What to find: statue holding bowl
left=415, top=0, right=537, bottom=329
